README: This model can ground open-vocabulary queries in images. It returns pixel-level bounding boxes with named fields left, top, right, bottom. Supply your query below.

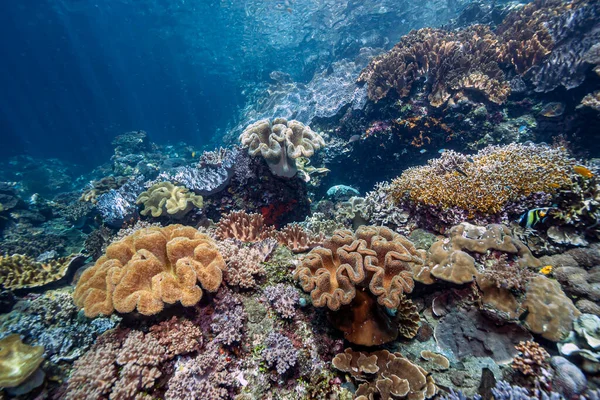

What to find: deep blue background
left=0, top=1, right=243, bottom=169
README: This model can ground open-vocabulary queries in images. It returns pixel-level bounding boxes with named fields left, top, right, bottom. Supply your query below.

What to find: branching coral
left=294, top=226, right=425, bottom=346
left=275, top=223, right=324, bottom=253
left=73, top=225, right=225, bottom=317
left=262, top=332, right=298, bottom=374
left=136, top=182, right=203, bottom=219
left=239, top=118, right=325, bottom=178
left=263, top=284, right=299, bottom=319
left=512, top=341, right=550, bottom=377
left=0, top=254, right=81, bottom=291
left=390, top=143, right=573, bottom=220
left=216, top=238, right=275, bottom=288
left=332, top=348, right=437, bottom=400
left=215, top=210, right=275, bottom=242
left=358, top=25, right=509, bottom=106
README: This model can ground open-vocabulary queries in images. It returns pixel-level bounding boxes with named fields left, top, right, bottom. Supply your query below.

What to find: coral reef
left=294, top=226, right=425, bottom=345
left=80, top=176, right=129, bottom=203
left=136, top=181, right=203, bottom=219
left=239, top=118, right=325, bottom=178
left=274, top=223, right=324, bottom=253
left=0, top=254, right=82, bottom=291
left=263, top=284, right=299, bottom=319
left=73, top=225, right=225, bottom=317
left=262, top=332, right=298, bottom=375
left=216, top=239, right=275, bottom=288
left=215, top=210, right=275, bottom=242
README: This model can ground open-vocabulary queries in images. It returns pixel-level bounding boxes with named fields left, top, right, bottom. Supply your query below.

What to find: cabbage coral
left=390, top=143, right=573, bottom=218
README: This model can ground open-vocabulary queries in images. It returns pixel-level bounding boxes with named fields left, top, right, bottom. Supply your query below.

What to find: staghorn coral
left=262, top=332, right=298, bottom=375
left=332, top=348, right=437, bottom=400
left=136, top=182, right=203, bottom=219
left=73, top=225, right=225, bottom=317
left=215, top=210, right=275, bottom=242
left=216, top=239, right=275, bottom=288
left=275, top=223, right=324, bottom=253
left=0, top=254, right=81, bottom=291
left=390, top=143, right=573, bottom=221
left=522, top=275, right=581, bottom=342
left=239, top=118, right=325, bottom=178
left=358, top=25, right=508, bottom=106
left=294, top=226, right=425, bottom=346
left=0, top=334, right=44, bottom=388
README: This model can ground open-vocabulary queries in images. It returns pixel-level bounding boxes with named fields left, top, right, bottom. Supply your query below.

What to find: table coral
left=136, top=181, right=203, bottom=219
left=0, top=254, right=81, bottom=291
left=390, top=143, right=573, bottom=220
left=332, top=348, right=437, bottom=400
left=294, top=226, right=425, bottom=345
left=239, top=118, right=325, bottom=178
left=0, top=334, right=44, bottom=388
left=73, top=224, right=225, bottom=317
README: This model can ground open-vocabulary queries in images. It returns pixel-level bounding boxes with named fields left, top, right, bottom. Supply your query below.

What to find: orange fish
left=573, top=165, right=593, bottom=179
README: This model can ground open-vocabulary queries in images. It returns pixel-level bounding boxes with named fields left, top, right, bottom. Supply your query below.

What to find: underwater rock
left=551, top=356, right=587, bottom=398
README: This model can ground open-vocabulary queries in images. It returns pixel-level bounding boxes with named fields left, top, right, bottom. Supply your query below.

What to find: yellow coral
left=136, top=182, right=203, bottom=218
left=0, top=254, right=78, bottom=291
left=73, top=225, right=225, bottom=317
left=390, top=143, right=573, bottom=217
left=0, top=335, right=44, bottom=388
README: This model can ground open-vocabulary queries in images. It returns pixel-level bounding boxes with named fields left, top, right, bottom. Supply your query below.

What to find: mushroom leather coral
left=239, top=118, right=325, bottom=178
left=0, top=334, right=44, bottom=388
left=332, top=348, right=437, bottom=400
left=136, top=182, right=203, bottom=218
left=275, top=223, right=324, bottom=253
left=294, top=226, right=425, bottom=345
left=73, top=225, right=225, bottom=317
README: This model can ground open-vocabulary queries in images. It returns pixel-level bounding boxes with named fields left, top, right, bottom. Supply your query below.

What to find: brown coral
left=512, top=340, right=550, bottom=376
left=215, top=210, right=275, bottom=242
left=239, top=118, right=325, bottom=178
left=294, top=226, right=425, bottom=345
left=275, top=223, right=324, bottom=253
left=80, top=176, right=129, bottom=203
left=332, top=348, right=437, bottom=400
left=216, top=238, right=276, bottom=288
left=73, top=225, right=225, bottom=317
left=0, top=334, right=44, bottom=388
left=358, top=25, right=508, bottom=106
left=136, top=182, right=203, bottom=218
left=390, top=143, right=573, bottom=218
left=522, top=275, right=581, bottom=342
left=0, top=254, right=81, bottom=291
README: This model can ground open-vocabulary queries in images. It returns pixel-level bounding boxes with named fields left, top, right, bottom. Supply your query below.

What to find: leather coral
left=73, top=225, right=225, bottom=317
left=294, top=226, right=425, bottom=346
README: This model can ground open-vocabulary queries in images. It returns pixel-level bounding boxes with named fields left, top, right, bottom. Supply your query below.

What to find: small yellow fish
left=539, top=265, right=553, bottom=275
left=191, top=151, right=196, bottom=158
left=573, top=165, right=593, bottom=179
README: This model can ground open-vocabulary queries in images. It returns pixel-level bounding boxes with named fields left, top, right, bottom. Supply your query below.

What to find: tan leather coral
left=136, top=182, right=203, bottom=218
left=0, top=334, right=44, bottom=388
left=274, top=223, right=324, bottom=253
left=239, top=118, right=325, bottom=178
left=332, top=348, right=437, bottom=400
left=73, top=225, right=225, bottom=317
left=294, top=226, right=425, bottom=345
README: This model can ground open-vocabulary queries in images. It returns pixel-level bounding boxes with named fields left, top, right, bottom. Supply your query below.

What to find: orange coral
left=73, top=225, right=225, bottom=317
left=294, top=226, right=425, bottom=345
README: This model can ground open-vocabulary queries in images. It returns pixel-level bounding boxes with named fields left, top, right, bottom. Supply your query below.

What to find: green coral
left=136, top=182, right=203, bottom=218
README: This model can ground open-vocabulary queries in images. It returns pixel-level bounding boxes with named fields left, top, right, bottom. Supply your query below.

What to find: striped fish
left=518, top=207, right=551, bottom=229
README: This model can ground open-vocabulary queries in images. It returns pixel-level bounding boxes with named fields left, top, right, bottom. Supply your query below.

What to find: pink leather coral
left=215, top=210, right=275, bottom=242
left=73, top=225, right=225, bottom=317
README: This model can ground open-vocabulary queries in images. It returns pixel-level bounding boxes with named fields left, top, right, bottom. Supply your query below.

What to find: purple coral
left=210, top=289, right=246, bottom=346
left=262, top=332, right=298, bottom=375
left=263, top=284, right=299, bottom=319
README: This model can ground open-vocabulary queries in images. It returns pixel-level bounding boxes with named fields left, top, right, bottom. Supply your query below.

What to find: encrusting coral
left=136, top=181, right=203, bottom=219
left=215, top=210, right=275, bottom=242
left=332, top=348, right=437, bottom=400
left=0, top=334, right=44, bottom=388
left=0, top=254, right=81, bottom=291
left=390, top=143, right=573, bottom=221
left=239, top=118, right=326, bottom=178
left=73, top=225, right=226, bottom=317
left=294, top=226, right=425, bottom=346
